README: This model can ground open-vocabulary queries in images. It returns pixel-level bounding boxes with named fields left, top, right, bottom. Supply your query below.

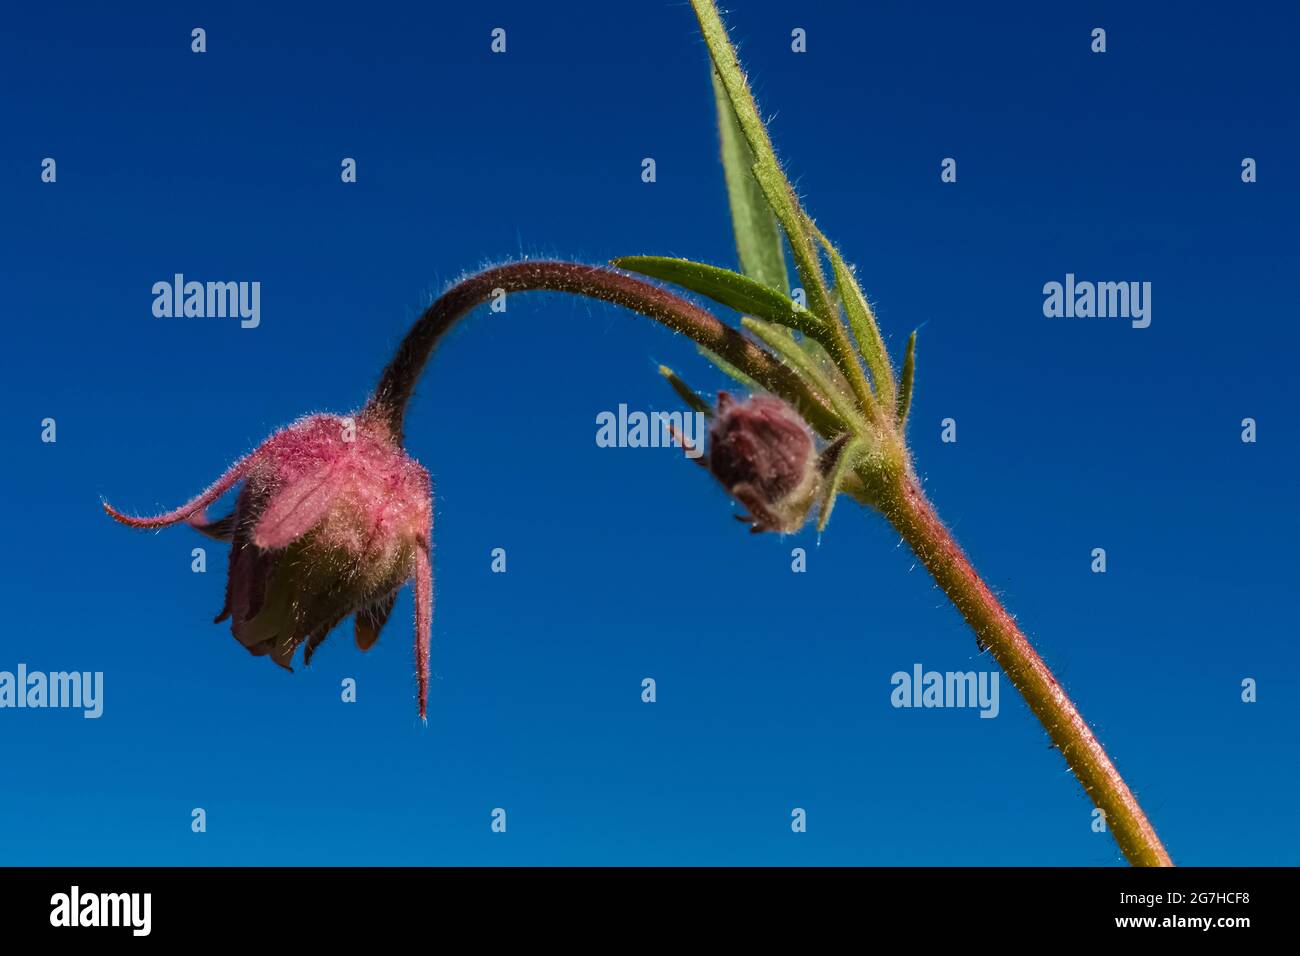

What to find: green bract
left=615, top=0, right=921, bottom=522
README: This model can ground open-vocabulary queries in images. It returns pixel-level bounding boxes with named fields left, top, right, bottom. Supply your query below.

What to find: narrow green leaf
left=812, top=227, right=896, bottom=413
left=613, top=256, right=822, bottom=338
left=750, top=163, right=835, bottom=324
left=658, top=365, right=713, bottom=417
left=796, top=332, right=851, bottom=392
left=897, top=330, right=917, bottom=427
left=816, top=437, right=863, bottom=533
left=740, top=317, right=862, bottom=428
left=711, top=68, right=788, bottom=294
left=689, top=0, right=835, bottom=324
left=688, top=0, right=882, bottom=422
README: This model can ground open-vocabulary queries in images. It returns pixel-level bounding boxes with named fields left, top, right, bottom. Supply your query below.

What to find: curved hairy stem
left=879, top=470, right=1173, bottom=866
left=374, top=258, right=1172, bottom=867
left=366, top=260, right=840, bottom=440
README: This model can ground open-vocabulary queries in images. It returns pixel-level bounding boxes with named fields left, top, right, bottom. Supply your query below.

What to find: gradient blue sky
left=2, top=1, right=1296, bottom=865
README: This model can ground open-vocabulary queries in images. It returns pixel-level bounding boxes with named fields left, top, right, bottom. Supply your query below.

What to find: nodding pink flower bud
left=103, top=411, right=434, bottom=719
left=707, top=392, right=818, bottom=534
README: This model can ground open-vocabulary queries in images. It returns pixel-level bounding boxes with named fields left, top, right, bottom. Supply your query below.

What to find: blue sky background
left=1, top=1, right=1296, bottom=865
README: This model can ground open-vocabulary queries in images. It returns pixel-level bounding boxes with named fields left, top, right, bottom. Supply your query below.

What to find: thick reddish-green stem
left=881, top=470, right=1172, bottom=866
left=367, top=260, right=838, bottom=440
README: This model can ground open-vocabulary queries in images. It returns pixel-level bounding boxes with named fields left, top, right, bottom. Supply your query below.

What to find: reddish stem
left=883, top=471, right=1173, bottom=866
left=367, top=260, right=838, bottom=440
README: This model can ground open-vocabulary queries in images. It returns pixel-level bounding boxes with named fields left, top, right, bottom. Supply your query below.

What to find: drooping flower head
left=103, top=410, right=434, bottom=718
left=707, top=392, right=818, bottom=534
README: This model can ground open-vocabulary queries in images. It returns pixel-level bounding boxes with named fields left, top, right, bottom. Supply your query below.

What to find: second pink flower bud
left=706, top=392, right=820, bottom=534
